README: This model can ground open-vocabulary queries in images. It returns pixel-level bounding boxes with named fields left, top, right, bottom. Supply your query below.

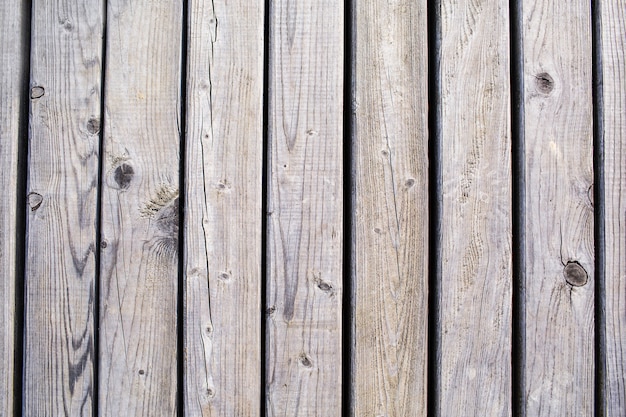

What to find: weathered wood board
left=266, top=0, right=344, bottom=414
left=351, top=0, right=429, bottom=415
left=439, top=0, right=512, bottom=415
left=22, top=1, right=103, bottom=415
left=184, top=0, right=264, bottom=415
left=99, top=1, right=182, bottom=415
left=0, top=2, right=27, bottom=415
left=602, top=0, right=626, bottom=415
left=522, top=0, right=595, bottom=414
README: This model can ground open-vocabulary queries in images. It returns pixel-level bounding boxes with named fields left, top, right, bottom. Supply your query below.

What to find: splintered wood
left=99, top=1, right=182, bottom=415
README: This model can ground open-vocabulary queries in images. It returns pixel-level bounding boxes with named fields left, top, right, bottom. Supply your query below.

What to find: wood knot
left=27, top=192, right=43, bottom=211
left=113, top=163, right=134, bottom=189
left=298, top=353, right=313, bottom=368
left=564, top=261, right=588, bottom=287
left=405, top=178, right=415, bottom=188
left=535, top=72, right=554, bottom=94
left=30, top=86, right=45, bottom=99
left=87, top=117, right=101, bottom=135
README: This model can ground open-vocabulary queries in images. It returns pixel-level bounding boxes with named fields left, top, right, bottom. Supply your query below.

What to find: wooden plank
left=0, top=2, right=27, bottom=415
left=351, top=0, right=429, bottom=415
left=183, top=0, right=264, bottom=415
left=522, top=0, right=594, bottom=414
left=439, top=0, right=512, bottom=415
left=266, top=0, right=343, bottom=414
left=23, top=0, right=103, bottom=414
left=602, top=1, right=626, bottom=414
left=99, top=1, right=181, bottom=415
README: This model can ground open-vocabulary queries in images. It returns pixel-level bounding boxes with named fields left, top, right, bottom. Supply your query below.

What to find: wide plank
left=266, top=0, right=344, bottom=414
left=522, top=0, right=594, bottom=414
left=351, top=0, right=429, bottom=415
left=439, top=0, right=512, bottom=415
left=601, top=0, right=626, bottom=414
left=23, top=0, right=103, bottom=415
left=0, top=1, right=27, bottom=415
left=184, top=0, right=264, bottom=415
left=99, top=1, right=182, bottom=415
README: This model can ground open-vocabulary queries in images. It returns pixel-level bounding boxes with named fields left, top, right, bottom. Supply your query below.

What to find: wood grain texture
left=0, top=2, right=26, bottom=415
left=184, top=0, right=264, bottom=415
left=602, top=0, right=626, bottom=414
left=351, top=0, right=429, bottom=415
left=439, top=0, right=512, bottom=415
left=99, top=1, right=181, bottom=415
left=23, top=0, right=103, bottom=415
left=266, top=0, right=343, bottom=414
left=522, top=0, right=594, bottom=414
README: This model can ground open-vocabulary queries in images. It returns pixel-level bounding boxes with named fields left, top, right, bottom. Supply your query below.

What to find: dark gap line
left=178, top=0, right=190, bottom=415
left=14, top=0, right=33, bottom=415
left=260, top=0, right=271, bottom=414
left=509, top=0, right=526, bottom=415
left=426, top=0, right=441, bottom=416
left=93, top=0, right=109, bottom=414
left=591, top=0, right=606, bottom=415
left=341, top=0, right=354, bottom=414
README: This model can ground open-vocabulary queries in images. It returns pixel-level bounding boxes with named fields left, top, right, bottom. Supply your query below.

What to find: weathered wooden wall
left=0, top=0, right=625, bottom=416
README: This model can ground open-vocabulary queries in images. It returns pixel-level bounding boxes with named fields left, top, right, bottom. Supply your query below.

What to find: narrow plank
left=602, top=0, right=626, bottom=414
left=266, top=0, right=343, bottom=414
left=99, top=1, right=182, bottom=415
left=23, top=0, right=103, bottom=414
left=522, top=0, right=594, bottom=414
left=184, top=0, right=264, bottom=415
left=439, top=0, right=512, bottom=415
left=351, top=0, right=429, bottom=415
left=0, top=2, right=27, bottom=415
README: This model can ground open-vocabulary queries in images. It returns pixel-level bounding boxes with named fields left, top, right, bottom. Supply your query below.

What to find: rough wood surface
left=522, top=0, right=595, bottom=414
left=439, top=0, right=512, bottom=415
left=266, top=0, right=343, bottom=414
left=602, top=0, right=626, bottom=414
left=184, top=0, right=264, bottom=415
left=99, top=1, right=182, bottom=415
left=0, top=2, right=26, bottom=415
left=351, top=0, right=429, bottom=415
left=23, top=0, right=103, bottom=415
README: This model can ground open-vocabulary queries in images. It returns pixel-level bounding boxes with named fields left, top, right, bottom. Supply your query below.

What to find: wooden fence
left=0, top=0, right=624, bottom=415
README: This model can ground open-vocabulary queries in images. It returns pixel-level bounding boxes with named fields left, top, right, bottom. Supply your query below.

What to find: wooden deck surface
left=0, top=0, right=624, bottom=416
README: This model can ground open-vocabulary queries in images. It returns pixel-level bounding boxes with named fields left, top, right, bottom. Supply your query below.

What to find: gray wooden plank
left=439, top=0, right=513, bottom=415
left=601, top=0, right=626, bottom=414
left=351, top=0, right=429, bottom=415
left=23, top=0, right=103, bottom=414
left=0, top=2, right=27, bottom=415
left=183, top=0, right=264, bottom=415
left=522, top=0, right=595, bottom=414
left=266, top=0, right=344, bottom=414
left=99, top=1, right=182, bottom=415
